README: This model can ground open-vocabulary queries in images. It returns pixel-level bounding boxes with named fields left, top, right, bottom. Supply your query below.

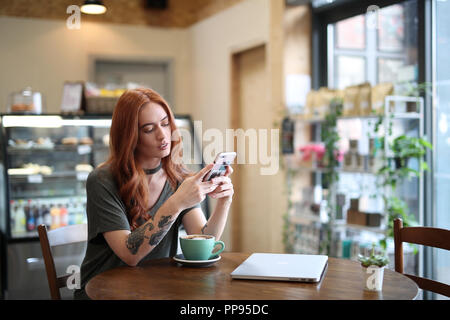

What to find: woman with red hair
left=74, top=88, right=233, bottom=300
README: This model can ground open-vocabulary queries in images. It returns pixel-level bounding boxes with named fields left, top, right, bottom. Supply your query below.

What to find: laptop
left=230, top=253, right=328, bottom=283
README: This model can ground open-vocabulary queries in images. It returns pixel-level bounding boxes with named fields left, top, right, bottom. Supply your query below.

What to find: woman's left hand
left=207, top=165, right=234, bottom=203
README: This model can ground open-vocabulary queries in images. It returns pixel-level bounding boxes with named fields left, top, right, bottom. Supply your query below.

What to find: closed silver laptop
left=230, top=253, right=328, bottom=283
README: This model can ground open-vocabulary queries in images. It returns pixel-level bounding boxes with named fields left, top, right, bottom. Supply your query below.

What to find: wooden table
left=86, top=252, right=419, bottom=300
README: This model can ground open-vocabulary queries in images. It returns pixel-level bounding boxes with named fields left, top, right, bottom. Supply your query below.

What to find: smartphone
left=203, top=152, right=237, bottom=182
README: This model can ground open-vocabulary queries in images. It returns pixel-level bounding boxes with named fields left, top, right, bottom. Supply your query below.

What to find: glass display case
left=0, top=113, right=208, bottom=299
left=0, top=114, right=209, bottom=241
left=0, top=114, right=111, bottom=240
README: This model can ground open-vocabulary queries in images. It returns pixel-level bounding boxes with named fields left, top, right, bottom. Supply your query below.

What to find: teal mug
left=180, top=234, right=225, bottom=260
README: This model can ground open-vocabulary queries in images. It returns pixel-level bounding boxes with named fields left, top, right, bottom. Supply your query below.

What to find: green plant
left=282, top=169, right=296, bottom=253
left=387, top=196, right=417, bottom=230
left=376, top=135, right=432, bottom=191
left=319, top=97, right=343, bottom=256
left=358, top=245, right=389, bottom=268
left=392, top=135, right=432, bottom=171
left=277, top=106, right=297, bottom=253
left=321, top=98, right=343, bottom=187
left=372, top=97, right=432, bottom=251
left=397, top=81, right=432, bottom=98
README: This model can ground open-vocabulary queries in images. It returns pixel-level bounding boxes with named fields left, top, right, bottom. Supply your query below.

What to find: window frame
left=328, top=6, right=409, bottom=89
left=311, top=0, right=424, bottom=89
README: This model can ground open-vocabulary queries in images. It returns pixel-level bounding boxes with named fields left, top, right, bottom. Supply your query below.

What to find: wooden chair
left=37, top=223, right=87, bottom=300
left=394, top=218, right=450, bottom=298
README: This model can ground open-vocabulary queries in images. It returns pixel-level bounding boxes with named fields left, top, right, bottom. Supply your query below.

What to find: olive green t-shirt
left=73, top=165, right=199, bottom=300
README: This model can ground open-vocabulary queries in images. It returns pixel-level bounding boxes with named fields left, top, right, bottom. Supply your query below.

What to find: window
left=312, top=0, right=447, bottom=300
left=433, top=0, right=450, bottom=300
left=327, top=0, right=418, bottom=89
left=322, top=0, right=423, bottom=283
left=325, top=1, right=422, bottom=245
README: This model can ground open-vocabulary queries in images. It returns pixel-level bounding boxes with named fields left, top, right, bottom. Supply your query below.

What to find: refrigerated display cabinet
left=0, top=113, right=208, bottom=299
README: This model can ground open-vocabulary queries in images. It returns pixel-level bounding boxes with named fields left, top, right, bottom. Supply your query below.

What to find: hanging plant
left=282, top=168, right=296, bottom=253
left=319, top=97, right=343, bottom=256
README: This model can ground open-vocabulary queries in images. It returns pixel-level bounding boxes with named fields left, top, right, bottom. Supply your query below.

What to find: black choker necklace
left=143, top=162, right=162, bottom=175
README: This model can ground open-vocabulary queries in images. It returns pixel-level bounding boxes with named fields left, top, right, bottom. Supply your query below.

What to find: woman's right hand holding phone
left=171, top=164, right=219, bottom=211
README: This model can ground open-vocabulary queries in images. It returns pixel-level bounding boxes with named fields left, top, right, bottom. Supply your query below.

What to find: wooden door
left=230, top=44, right=268, bottom=252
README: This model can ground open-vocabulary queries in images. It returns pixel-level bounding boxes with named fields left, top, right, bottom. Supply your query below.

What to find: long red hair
left=102, top=88, right=192, bottom=230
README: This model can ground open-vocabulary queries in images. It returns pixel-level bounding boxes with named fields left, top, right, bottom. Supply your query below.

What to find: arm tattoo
left=125, top=215, right=175, bottom=254
left=149, top=215, right=174, bottom=246
left=126, top=223, right=154, bottom=255
left=149, top=229, right=166, bottom=246
left=201, top=223, right=208, bottom=234
left=158, top=215, right=172, bottom=228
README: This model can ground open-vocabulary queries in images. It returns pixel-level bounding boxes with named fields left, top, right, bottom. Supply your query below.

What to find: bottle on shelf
left=75, top=198, right=85, bottom=224
left=25, top=200, right=35, bottom=232
left=68, top=200, right=76, bottom=225
left=341, top=239, right=352, bottom=259
left=41, top=201, right=51, bottom=230
left=50, top=203, right=60, bottom=230
left=59, top=203, right=68, bottom=227
left=34, top=200, right=43, bottom=227
left=14, top=199, right=26, bottom=234
left=281, top=117, right=295, bottom=154
left=10, top=200, right=16, bottom=233
left=74, top=200, right=80, bottom=225
left=350, top=239, right=361, bottom=261
left=82, top=202, right=87, bottom=224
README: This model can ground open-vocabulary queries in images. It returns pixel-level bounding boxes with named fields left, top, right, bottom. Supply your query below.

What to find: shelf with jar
left=293, top=112, right=421, bottom=123
left=286, top=184, right=386, bottom=242
left=295, top=82, right=421, bottom=122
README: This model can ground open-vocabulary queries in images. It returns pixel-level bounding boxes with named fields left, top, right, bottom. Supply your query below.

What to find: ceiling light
left=81, top=0, right=107, bottom=15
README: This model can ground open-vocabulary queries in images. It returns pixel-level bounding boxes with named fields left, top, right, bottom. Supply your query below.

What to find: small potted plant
left=391, top=135, right=432, bottom=170
left=358, top=245, right=389, bottom=292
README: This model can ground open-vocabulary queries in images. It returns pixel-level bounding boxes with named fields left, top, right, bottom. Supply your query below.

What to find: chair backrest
left=37, top=223, right=87, bottom=300
left=394, top=218, right=450, bottom=298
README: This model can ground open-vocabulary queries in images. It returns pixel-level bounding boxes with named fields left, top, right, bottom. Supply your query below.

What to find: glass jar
left=8, top=87, right=44, bottom=114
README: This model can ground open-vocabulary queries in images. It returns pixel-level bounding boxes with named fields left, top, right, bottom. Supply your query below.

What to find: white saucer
left=173, top=254, right=221, bottom=267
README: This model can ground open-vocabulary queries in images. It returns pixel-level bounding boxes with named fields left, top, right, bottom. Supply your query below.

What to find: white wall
left=187, top=0, right=285, bottom=252
left=188, top=0, right=269, bottom=133
left=0, top=16, right=191, bottom=114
